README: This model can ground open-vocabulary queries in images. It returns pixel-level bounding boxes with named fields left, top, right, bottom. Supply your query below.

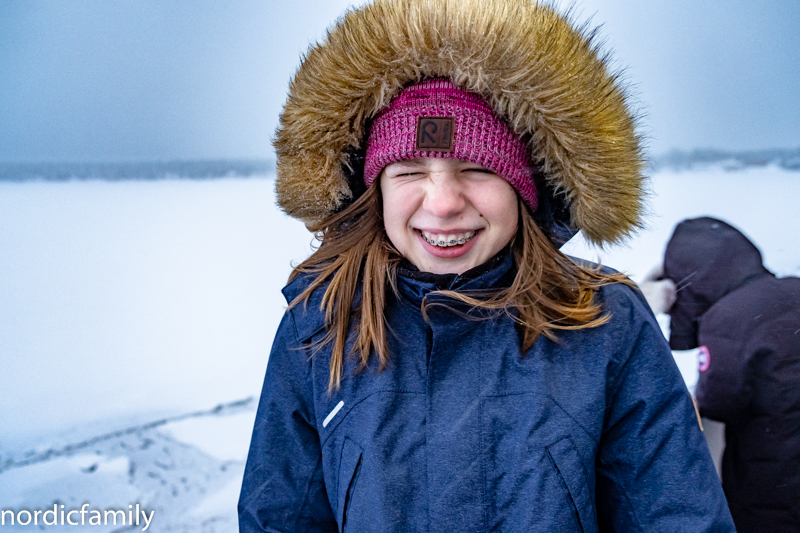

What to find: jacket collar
left=282, top=249, right=515, bottom=342
left=395, top=249, right=515, bottom=304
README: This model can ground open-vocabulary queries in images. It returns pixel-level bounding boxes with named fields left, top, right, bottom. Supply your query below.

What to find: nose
left=423, top=171, right=466, bottom=218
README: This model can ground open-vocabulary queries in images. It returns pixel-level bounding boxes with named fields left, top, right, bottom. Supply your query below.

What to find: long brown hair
left=288, top=183, right=631, bottom=392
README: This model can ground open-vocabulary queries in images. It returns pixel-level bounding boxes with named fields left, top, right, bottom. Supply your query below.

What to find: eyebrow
left=390, top=159, right=426, bottom=167
left=386, top=159, right=492, bottom=172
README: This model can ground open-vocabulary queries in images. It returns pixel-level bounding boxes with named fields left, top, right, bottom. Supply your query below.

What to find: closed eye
left=384, top=165, right=425, bottom=179
left=462, top=167, right=498, bottom=176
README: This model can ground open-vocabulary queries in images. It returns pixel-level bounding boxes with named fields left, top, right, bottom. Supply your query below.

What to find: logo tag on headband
left=416, top=117, right=455, bottom=152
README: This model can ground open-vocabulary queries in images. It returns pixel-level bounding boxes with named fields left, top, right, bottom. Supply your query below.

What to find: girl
left=239, top=0, right=735, bottom=531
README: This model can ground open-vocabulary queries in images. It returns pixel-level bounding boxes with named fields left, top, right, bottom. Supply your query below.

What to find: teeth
left=419, top=229, right=479, bottom=247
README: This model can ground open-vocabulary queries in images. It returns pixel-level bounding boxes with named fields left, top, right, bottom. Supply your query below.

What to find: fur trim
left=274, top=0, right=647, bottom=245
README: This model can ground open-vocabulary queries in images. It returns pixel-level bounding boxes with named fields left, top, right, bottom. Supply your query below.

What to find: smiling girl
left=380, top=157, right=519, bottom=275
left=238, top=1, right=734, bottom=531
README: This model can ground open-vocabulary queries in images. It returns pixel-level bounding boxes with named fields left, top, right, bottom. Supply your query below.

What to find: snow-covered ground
left=0, top=177, right=312, bottom=531
left=1, top=165, right=798, bottom=530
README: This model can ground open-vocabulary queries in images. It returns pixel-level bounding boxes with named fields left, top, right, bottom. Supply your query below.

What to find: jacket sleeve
left=595, top=290, right=735, bottom=532
left=667, top=292, right=701, bottom=350
left=693, top=310, right=754, bottom=423
left=238, top=310, right=337, bottom=533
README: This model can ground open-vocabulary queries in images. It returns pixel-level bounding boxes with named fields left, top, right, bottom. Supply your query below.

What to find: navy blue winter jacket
left=239, top=254, right=734, bottom=532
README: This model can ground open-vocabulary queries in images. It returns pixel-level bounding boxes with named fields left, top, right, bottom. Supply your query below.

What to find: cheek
left=382, top=204, right=406, bottom=245
left=480, top=182, right=519, bottom=240
left=380, top=182, right=414, bottom=251
left=494, top=209, right=519, bottom=251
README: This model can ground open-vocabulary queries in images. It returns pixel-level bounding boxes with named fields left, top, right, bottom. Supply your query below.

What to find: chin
left=422, top=257, right=476, bottom=275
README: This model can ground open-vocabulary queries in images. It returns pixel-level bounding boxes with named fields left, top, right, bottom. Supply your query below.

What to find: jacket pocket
left=337, top=437, right=363, bottom=532
left=546, top=436, right=598, bottom=533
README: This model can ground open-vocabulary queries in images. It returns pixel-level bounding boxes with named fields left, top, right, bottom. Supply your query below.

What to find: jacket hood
left=274, top=0, right=647, bottom=246
left=663, top=216, right=769, bottom=349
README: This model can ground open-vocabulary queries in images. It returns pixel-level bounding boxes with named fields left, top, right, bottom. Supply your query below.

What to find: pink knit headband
left=363, top=78, right=538, bottom=212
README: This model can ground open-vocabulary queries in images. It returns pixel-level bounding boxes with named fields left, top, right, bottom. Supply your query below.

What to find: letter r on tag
left=416, top=117, right=454, bottom=152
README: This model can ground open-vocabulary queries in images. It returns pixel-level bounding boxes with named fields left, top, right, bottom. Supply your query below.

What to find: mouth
left=417, top=229, right=480, bottom=248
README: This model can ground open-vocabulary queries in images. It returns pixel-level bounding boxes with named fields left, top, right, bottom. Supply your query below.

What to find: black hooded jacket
left=664, top=217, right=800, bottom=532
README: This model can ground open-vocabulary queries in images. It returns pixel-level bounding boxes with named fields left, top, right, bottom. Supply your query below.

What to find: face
left=380, top=157, right=519, bottom=275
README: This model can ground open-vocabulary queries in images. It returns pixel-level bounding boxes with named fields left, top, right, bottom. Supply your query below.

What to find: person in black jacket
left=662, top=216, right=800, bottom=533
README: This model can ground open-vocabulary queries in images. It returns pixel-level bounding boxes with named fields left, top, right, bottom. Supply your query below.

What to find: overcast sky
left=1, top=0, right=798, bottom=162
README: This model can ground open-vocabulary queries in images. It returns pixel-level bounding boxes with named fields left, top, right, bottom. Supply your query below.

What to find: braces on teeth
left=419, top=230, right=479, bottom=247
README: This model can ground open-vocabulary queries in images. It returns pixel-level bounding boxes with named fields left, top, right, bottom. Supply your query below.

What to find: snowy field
left=1, top=165, right=799, bottom=531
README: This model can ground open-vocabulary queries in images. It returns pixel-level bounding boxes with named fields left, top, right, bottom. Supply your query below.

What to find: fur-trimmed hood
left=274, top=0, right=647, bottom=245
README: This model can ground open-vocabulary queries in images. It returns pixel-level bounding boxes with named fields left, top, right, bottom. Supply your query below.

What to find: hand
left=639, top=264, right=677, bottom=314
